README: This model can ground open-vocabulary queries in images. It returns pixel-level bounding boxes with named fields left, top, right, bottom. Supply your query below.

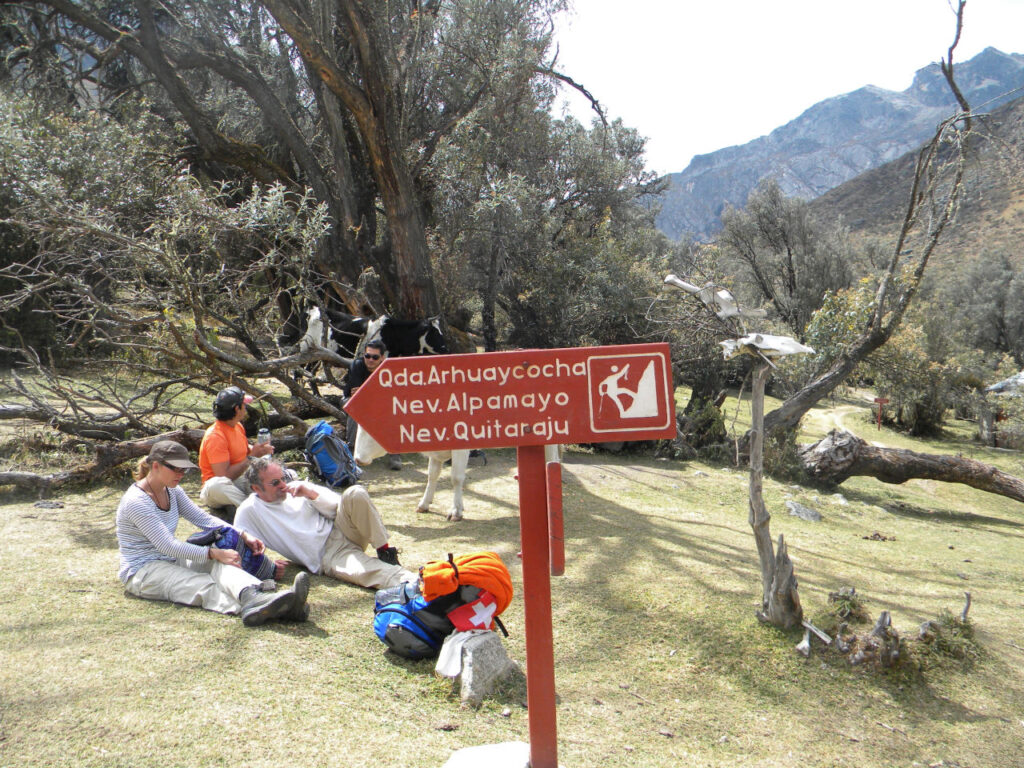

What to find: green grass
left=2, top=391, right=1024, bottom=767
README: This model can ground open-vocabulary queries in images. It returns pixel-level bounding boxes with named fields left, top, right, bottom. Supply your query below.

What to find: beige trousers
left=199, top=475, right=250, bottom=508
left=321, top=486, right=416, bottom=589
left=125, top=557, right=260, bottom=614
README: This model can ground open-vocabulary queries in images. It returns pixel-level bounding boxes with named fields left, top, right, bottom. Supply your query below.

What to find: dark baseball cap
left=148, top=440, right=198, bottom=469
left=214, top=386, right=254, bottom=410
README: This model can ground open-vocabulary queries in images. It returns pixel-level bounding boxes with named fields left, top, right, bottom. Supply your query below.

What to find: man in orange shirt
left=199, top=386, right=274, bottom=511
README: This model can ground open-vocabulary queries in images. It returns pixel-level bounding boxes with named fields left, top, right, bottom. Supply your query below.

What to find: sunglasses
left=364, top=353, right=381, bottom=360
left=265, top=477, right=286, bottom=488
left=161, top=463, right=188, bottom=475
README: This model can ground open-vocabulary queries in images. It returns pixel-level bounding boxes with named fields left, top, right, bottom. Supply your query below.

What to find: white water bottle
left=257, top=428, right=271, bottom=445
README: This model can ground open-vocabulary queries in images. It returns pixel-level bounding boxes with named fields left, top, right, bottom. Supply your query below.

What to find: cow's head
left=299, top=306, right=338, bottom=354
left=420, top=316, right=448, bottom=355
left=364, top=316, right=386, bottom=351
left=352, top=423, right=387, bottom=465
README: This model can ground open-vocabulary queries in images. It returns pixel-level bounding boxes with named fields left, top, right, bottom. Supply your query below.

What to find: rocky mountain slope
left=656, top=47, right=1024, bottom=241
left=809, top=88, right=1024, bottom=265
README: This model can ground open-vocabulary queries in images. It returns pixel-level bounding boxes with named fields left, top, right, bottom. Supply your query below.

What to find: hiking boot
left=376, top=545, right=401, bottom=566
left=387, top=454, right=402, bottom=471
left=239, top=585, right=296, bottom=627
left=284, top=572, right=310, bottom=622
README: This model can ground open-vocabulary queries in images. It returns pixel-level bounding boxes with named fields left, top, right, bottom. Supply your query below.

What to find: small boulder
left=786, top=501, right=822, bottom=522
left=441, top=631, right=523, bottom=708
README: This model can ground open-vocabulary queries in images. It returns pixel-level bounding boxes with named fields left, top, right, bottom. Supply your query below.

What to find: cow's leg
left=446, top=450, right=469, bottom=522
left=415, top=452, right=444, bottom=515
left=293, top=360, right=322, bottom=397
left=353, top=424, right=387, bottom=466
left=544, top=443, right=563, bottom=463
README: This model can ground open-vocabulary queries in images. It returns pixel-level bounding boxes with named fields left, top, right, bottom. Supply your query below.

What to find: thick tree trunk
left=263, top=0, right=440, bottom=320
left=482, top=239, right=501, bottom=352
left=800, top=429, right=1024, bottom=503
left=749, top=363, right=803, bottom=628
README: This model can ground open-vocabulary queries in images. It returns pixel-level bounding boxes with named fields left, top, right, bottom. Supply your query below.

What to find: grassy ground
left=2, top=390, right=1023, bottom=767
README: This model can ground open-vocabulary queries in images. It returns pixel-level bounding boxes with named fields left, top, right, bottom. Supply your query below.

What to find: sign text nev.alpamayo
left=344, top=343, right=677, bottom=453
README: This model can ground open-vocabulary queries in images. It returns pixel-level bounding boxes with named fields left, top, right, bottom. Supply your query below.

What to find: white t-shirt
left=234, top=484, right=342, bottom=573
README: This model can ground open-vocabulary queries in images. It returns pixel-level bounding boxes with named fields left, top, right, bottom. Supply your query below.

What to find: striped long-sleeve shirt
left=116, top=483, right=228, bottom=583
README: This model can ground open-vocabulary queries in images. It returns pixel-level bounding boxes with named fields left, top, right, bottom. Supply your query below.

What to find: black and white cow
left=299, top=306, right=369, bottom=359
left=277, top=288, right=370, bottom=394
left=292, top=307, right=369, bottom=395
left=354, top=314, right=474, bottom=520
left=365, top=315, right=449, bottom=356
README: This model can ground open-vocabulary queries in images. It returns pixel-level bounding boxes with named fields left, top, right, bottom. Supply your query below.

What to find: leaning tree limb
left=799, top=430, right=1024, bottom=503
left=0, top=428, right=306, bottom=495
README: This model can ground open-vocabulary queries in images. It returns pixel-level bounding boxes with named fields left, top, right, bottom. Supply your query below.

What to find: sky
left=552, top=0, right=1024, bottom=176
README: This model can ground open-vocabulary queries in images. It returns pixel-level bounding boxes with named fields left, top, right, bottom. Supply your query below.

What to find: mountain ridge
left=656, top=47, right=1024, bottom=240
left=808, top=87, right=1024, bottom=264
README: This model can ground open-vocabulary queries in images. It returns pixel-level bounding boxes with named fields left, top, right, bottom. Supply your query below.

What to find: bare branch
left=539, top=65, right=608, bottom=128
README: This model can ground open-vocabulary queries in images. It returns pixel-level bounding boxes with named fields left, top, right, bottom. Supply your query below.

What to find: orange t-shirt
left=199, top=420, right=249, bottom=483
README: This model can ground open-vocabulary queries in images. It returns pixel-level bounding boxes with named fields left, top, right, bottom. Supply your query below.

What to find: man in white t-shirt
left=234, top=457, right=415, bottom=590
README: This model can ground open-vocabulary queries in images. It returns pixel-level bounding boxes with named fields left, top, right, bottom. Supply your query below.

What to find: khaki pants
left=125, top=557, right=261, bottom=615
left=321, top=486, right=416, bottom=589
left=199, top=475, right=250, bottom=508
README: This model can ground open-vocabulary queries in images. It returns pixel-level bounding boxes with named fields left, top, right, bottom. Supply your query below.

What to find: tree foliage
left=0, top=89, right=349, bottom=440
left=428, top=67, right=666, bottom=348
left=1, top=0, right=571, bottom=318
left=719, top=179, right=858, bottom=340
left=939, top=252, right=1024, bottom=367
left=0, top=1, right=674, bottom=476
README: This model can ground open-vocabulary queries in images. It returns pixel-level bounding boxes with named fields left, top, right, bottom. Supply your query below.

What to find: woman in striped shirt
left=116, top=440, right=309, bottom=626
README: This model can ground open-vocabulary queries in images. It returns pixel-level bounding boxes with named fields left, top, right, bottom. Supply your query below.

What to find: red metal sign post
left=546, top=459, right=564, bottom=577
left=346, top=343, right=677, bottom=768
left=873, top=397, right=890, bottom=430
left=518, top=443, right=558, bottom=765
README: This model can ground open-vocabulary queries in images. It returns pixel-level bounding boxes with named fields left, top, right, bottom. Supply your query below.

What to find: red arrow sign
left=344, top=343, right=676, bottom=452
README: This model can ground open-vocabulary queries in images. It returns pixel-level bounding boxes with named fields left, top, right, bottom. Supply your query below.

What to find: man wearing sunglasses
left=342, top=340, right=402, bottom=470
left=234, top=457, right=415, bottom=590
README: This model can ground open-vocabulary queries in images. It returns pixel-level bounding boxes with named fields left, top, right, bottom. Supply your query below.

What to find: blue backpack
left=304, top=420, right=362, bottom=489
left=373, top=582, right=484, bottom=660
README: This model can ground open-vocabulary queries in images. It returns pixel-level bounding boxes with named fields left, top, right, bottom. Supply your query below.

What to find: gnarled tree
left=756, top=0, right=974, bottom=444
left=1, top=0, right=569, bottom=317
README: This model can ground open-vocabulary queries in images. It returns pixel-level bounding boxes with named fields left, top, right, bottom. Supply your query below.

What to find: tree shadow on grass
left=839, top=487, right=1024, bottom=533
left=513, top=452, right=1024, bottom=741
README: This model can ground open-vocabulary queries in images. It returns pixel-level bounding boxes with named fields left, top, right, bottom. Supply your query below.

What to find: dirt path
left=803, top=401, right=865, bottom=436
left=801, top=397, right=896, bottom=448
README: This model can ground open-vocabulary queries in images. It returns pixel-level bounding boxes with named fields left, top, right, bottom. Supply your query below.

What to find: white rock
left=442, top=741, right=533, bottom=768
left=786, top=501, right=822, bottom=522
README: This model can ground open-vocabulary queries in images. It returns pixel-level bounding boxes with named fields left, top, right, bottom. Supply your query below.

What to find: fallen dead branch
left=800, top=430, right=1024, bottom=504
